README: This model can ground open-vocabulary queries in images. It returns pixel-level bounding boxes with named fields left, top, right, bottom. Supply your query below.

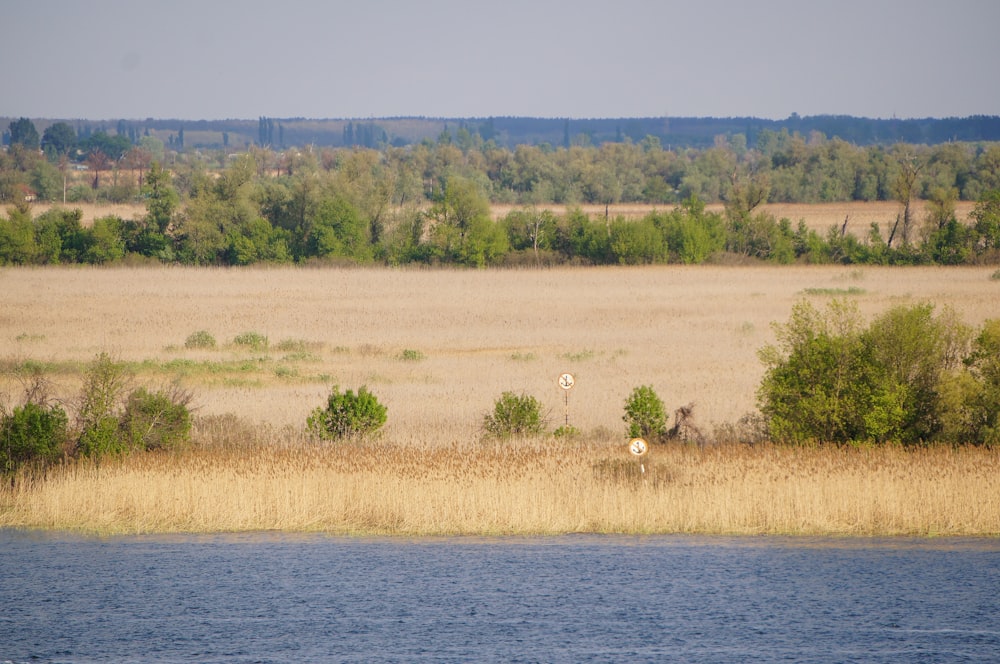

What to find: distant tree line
left=2, top=116, right=1000, bottom=267
left=8, top=114, right=1000, bottom=151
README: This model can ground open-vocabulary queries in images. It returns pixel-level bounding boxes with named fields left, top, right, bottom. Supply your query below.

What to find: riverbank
left=2, top=436, right=997, bottom=536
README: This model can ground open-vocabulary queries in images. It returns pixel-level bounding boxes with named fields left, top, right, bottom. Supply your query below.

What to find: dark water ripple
left=1, top=530, right=998, bottom=663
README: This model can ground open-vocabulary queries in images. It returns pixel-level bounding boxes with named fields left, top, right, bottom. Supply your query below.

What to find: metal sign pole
left=558, top=373, right=575, bottom=427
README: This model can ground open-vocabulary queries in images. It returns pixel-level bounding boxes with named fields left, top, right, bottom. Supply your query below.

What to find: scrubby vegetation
left=758, top=301, right=1000, bottom=446
left=483, top=392, right=547, bottom=438
left=1, top=354, right=192, bottom=478
left=306, top=386, right=387, bottom=441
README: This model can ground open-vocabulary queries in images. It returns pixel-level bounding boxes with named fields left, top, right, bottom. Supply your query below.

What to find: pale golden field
left=27, top=199, right=978, bottom=238
left=1, top=264, right=999, bottom=536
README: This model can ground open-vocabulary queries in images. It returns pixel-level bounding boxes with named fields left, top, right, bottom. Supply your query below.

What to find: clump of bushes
left=483, top=391, right=546, bottom=438
left=758, top=300, right=1000, bottom=446
left=307, top=386, right=387, bottom=440
left=233, top=331, right=269, bottom=352
left=1, top=353, right=193, bottom=478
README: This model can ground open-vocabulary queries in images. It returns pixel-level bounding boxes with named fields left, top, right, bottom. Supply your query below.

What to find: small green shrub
left=233, top=331, right=269, bottom=352
left=77, top=353, right=132, bottom=457
left=184, top=330, right=217, bottom=349
left=398, top=349, right=426, bottom=361
left=483, top=391, right=546, bottom=438
left=0, top=402, right=69, bottom=475
left=991, top=269, right=1000, bottom=281
left=623, top=385, right=668, bottom=442
left=553, top=425, right=581, bottom=439
left=307, top=386, right=387, bottom=440
left=121, top=386, right=193, bottom=451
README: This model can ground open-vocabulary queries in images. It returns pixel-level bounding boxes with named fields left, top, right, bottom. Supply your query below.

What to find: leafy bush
left=121, top=386, right=193, bottom=451
left=76, top=354, right=194, bottom=456
left=0, top=402, right=68, bottom=475
left=77, top=353, right=132, bottom=456
left=307, top=386, right=387, bottom=440
left=233, top=331, right=269, bottom=352
left=184, top=330, right=217, bottom=349
left=623, top=385, right=668, bottom=442
left=757, top=299, right=979, bottom=446
left=483, top=391, right=546, bottom=438
left=398, top=349, right=426, bottom=361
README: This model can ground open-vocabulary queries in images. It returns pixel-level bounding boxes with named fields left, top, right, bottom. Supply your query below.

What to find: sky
left=3, top=0, right=999, bottom=121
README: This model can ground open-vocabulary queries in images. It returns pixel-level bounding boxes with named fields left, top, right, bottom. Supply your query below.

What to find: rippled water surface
left=1, top=530, right=998, bottom=663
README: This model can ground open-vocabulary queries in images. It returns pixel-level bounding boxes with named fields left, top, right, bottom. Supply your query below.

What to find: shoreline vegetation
left=1, top=263, right=998, bottom=537
left=3, top=436, right=998, bottom=537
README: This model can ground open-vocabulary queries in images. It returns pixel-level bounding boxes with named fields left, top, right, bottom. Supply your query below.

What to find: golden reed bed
left=3, top=438, right=998, bottom=536
left=2, top=264, right=999, bottom=536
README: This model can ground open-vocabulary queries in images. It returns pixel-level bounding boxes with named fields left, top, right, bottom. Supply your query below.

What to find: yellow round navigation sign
left=629, top=438, right=648, bottom=456
left=558, top=373, right=575, bottom=390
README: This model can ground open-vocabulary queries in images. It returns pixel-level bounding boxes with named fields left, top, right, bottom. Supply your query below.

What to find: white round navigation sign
left=558, top=373, right=575, bottom=390
left=629, top=438, right=648, bottom=456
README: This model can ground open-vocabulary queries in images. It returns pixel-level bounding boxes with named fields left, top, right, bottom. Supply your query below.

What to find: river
left=1, top=530, right=998, bottom=662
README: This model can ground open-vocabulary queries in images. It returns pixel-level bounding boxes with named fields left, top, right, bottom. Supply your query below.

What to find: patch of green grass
left=801, top=287, right=866, bottom=296
left=275, top=338, right=323, bottom=353
left=14, top=332, right=46, bottom=343
left=510, top=351, right=537, bottom=361
left=991, top=269, right=1000, bottom=281
left=398, top=349, right=426, bottom=361
left=561, top=349, right=596, bottom=362
left=281, top=351, right=320, bottom=362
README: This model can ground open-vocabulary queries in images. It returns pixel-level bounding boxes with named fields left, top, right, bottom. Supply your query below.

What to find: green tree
left=758, top=300, right=872, bottom=444
left=307, top=196, right=372, bottom=261
left=143, top=161, right=179, bottom=233
left=0, top=202, right=39, bottom=264
left=41, top=122, right=76, bottom=159
left=427, top=176, right=507, bottom=266
left=610, top=216, right=667, bottom=264
left=971, top=189, right=1000, bottom=256
left=653, top=197, right=726, bottom=264
left=8, top=118, right=40, bottom=150
left=82, top=216, right=126, bottom=263
left=77, top=353, right=132, bottom=457
left=758, top=300, right=971, bottom=445
left=623, top=385, right=668, bottom=442
left=964, top=320, right=1000, bottom=445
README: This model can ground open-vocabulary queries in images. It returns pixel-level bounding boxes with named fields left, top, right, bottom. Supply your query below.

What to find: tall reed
left=3, top=435, right=997, bottom=537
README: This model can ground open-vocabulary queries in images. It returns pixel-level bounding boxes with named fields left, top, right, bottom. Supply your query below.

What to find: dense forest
left=2, top=116, right=1000, bottom=267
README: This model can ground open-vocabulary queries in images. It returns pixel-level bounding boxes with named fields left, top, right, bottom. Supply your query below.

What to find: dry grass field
left=26, top=200, right=978, bottom=240
left=2, top=264, right=997, bottom=434
left=1, top=264, right=998, bottom=536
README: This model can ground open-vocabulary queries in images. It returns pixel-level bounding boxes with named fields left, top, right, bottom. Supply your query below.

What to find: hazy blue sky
left=3, top=0, right=998, bottom=121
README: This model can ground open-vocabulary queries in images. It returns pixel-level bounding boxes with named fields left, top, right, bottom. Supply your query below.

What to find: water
left=1, top=530, right=998, bottom=663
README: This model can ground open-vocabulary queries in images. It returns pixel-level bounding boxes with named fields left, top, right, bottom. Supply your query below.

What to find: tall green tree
left=7, top=118, right=39, bottom=150
left=143, top=162, right=179, bottom=233
left=41, top=122, right=77, bottom=159
left=427, top=177, right=507, bottom=266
